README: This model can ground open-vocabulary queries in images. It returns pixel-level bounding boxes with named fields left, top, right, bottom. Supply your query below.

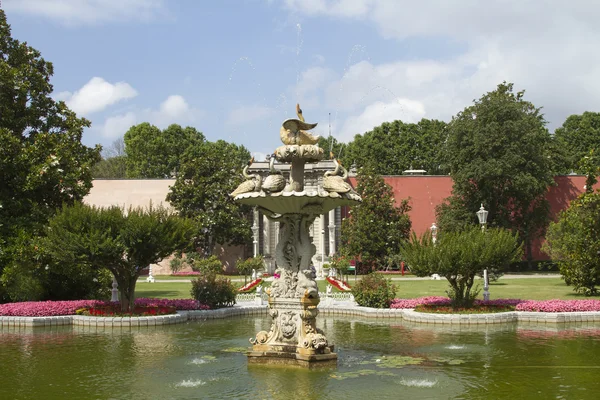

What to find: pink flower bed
left=391, top=297, right=600, bottom=312
left=0, top=298, right=209, bottom=317
left=515, top=299, right=600, bottom=312
left=390, top=296, right=450, bottom=309
left=171, top=271, right=201, bottom=276
left=0, top=300, right=104, bottom=317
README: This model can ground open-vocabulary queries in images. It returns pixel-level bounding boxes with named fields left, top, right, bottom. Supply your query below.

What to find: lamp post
left=476, top=204, right=489, bottom=301
left=430, top=222, right=438, bottom=245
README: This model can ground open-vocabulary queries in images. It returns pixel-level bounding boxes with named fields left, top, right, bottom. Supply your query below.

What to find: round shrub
left=352, top=273, right=396, bottom=308
left=190, top=273, right=236, bottom=309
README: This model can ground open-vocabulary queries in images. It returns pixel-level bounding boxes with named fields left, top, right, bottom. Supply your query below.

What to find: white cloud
left=338, top=99, right=426, bottom=141
left=3, top=0, right=167, bottom=26
left=95, top=95, right=201, bottom=140
left=101, top=112, right=137, bottom=139
left=60, top=77, right=138, bottom=115
left=284, top=0, right=600, bottom=132
left=227, top=105, right=275, bottom=126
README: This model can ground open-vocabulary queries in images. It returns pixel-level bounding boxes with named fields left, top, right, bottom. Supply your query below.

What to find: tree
left=340, top=165, right=412, bottom=268
left=544, top=191, right=600, bottom=296
left=124, top=123, right=205, bottom=178
left=0, top=10, right=101, bottom=299
left=554, top=112, right=600, bottom=173
left=42, top=203, right=194, bottom=312
left=437, top=82, right=555, bottom=266
left=401, top=227, right=522, bottom=307
left=317, top=135, right=347, bottom=161
left=92, top=138, right=127, bottom=178
left=167, top=139, right=252, bottom=255
left=343, top=119, right=449, bottom=175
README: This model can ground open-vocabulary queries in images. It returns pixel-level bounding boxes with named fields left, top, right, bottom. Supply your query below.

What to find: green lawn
left=135, top=276, right=586, bottom=301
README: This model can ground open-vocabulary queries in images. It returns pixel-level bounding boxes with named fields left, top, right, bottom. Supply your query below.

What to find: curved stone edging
left=2, top=305, right=600, bottom=328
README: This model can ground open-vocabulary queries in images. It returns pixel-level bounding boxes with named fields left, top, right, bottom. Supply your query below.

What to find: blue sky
left=4, top=0, right=600, bottom=160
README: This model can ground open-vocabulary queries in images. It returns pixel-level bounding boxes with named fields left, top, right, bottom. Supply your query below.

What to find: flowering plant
left=391, top=297, right=524, bottom=309
left=85, top=304, right=176, bottom=317
left=238, top=278, right=262, bottom=292
left=0, top=298, right=209, bottom=317
left=515, top=299, right=600, bottom=312
left=326, top=276, right=351, bottom=291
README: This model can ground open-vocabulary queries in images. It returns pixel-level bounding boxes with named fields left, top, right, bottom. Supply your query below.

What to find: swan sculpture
left=262, top=154, right=286, bottom=193
left=230, top=157, right=262, bottom=197
left=279, top=103, right=320, bottom=145
left=322, top=153, right=352, bottom=194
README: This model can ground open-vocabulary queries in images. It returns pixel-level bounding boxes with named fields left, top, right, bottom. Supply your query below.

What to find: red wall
left=348, top=175, right=599, bottom=261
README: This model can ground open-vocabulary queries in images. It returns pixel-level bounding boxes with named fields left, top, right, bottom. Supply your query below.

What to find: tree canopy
left=340, top=165, right=411, bottom=268
left=0, top=10, right=101, bottom=300
left=343, top=118, right=448, bottom=175
left=166, top=139, right=252, bottom=254
left=436, top=82, right=555, bottom=265
left=544, top=191, right=600, bottom=296
left=554, top=111, right=600, bottom=173
left=124, top=123, right=205, bottom=178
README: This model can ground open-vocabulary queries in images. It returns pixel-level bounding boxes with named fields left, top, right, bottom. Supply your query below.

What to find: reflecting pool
left=2, top=317, right=600, bottom=399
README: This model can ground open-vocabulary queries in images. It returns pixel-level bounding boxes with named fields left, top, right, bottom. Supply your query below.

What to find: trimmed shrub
left=191, top=255, right=223, bottom=275
left=190, top=273, right=236, bottom=308
left=352, top=273, right=396, bottom=308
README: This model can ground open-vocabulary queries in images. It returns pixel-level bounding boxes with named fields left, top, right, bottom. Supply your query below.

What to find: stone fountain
left=230, top=105, right=361, bottom=367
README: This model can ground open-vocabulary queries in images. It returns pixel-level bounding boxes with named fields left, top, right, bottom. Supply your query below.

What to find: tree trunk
left=116, top=275, right=139, bottom=313
left=526, top=238, right=533, bottom=270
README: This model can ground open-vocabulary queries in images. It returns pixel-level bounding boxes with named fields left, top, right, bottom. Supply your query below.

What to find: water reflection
left=2, top=317, right=600, bottom=399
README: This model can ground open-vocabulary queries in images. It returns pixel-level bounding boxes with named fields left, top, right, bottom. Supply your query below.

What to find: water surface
left=2, top=317, right=600, bottom=399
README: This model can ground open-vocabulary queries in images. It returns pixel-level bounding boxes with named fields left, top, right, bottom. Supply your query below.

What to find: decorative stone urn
left=230, top=105, right=361, bottom=367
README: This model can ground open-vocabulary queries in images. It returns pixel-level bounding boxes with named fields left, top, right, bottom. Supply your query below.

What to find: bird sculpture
left=322, top=152, right=353, bottom=194
left=262, top=154, right=286, bottom=193
left=279, top=103, right=321, bottom=145
left=230, top=157, right=262, bottom=197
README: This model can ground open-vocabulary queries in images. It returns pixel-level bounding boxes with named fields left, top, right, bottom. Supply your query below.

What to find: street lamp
left=430, top=222, right=438, bottom=245
left=476, top=204, right=489, bottom=301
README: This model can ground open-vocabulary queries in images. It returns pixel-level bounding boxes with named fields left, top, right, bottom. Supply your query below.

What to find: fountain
left=230, top=105, right=361, bottom=367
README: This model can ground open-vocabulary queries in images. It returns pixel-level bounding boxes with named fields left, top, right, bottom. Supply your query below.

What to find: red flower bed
left=85, top=304, right=176, bottom=317
left=326, top=276, right=351, bottom=291
left=238, top=278, right=262, bottom=292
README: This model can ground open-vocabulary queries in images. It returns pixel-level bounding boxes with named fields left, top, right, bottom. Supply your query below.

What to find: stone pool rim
left=2, top=304, right=600, bottom=328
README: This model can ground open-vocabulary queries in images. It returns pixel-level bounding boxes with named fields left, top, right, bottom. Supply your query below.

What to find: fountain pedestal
left=247, top=295, right=337, bottom=367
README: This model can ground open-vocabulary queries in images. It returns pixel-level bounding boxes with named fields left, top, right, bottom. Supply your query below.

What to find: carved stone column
left=252, top=208, right=260, bottom=257
left=328, top=208, right=336, bottom=257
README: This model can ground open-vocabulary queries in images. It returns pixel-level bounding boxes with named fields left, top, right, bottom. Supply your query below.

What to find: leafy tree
left=544, top=191, right=600, bottom=296
left=0, top=230, right=112, bottom=302
left=340, top=165, right=412, bottom=268
left=401, top=227, right=522, bottom=307
left=554, top=112, right=600, bottom=173
left=0, top=10, right=101, bottom=299
left=235, top=256, right=264, bottom=284
left=42, top=203, right=194, bottom=312
left=167, top=139, right=252, bottom=255
left=343, top=119, right=449, bottom=175
left=317, top=135, right=347, bottom=160
left=437, top=82, right=555, bottom=266
left=124, top=123, right=205, bottom=178
left=92, top=138, right=127, bottom=178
